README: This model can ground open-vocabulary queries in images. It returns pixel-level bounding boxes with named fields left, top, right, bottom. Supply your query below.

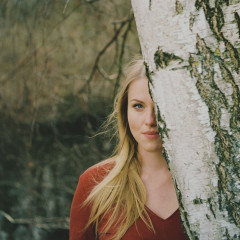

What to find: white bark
left=131, top=0, right=240, bottom=239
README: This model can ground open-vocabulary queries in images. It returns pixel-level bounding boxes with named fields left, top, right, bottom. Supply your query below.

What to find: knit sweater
left=69, top=162, right=188, bottom=240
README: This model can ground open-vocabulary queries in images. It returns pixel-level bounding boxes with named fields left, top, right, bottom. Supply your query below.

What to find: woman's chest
left=98, top=209, right=188, bottom=240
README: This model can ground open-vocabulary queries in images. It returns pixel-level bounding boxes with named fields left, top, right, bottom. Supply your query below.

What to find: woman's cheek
left=128, top=113, right=142, bottom=142
left=128, top=111, right=138, bottom=130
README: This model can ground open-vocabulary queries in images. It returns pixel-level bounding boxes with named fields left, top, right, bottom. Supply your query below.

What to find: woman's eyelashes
left=133, top=103, right=144, bottom=110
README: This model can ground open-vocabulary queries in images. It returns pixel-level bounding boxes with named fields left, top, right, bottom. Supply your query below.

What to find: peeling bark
left=131, top=0, right=240, bottom=239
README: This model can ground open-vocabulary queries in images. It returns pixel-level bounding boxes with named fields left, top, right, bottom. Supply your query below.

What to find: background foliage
left=0, top=0, right=140, bottom=239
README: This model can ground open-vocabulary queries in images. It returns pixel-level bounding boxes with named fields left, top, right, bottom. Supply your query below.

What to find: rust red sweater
left=69, top=163, right=188, bottom=240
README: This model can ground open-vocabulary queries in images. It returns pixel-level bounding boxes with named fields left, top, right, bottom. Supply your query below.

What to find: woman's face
left=127, top=77, right=162, bottom=153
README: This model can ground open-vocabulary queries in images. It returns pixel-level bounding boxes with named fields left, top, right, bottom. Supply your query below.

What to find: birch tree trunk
left=131, top=0, right=240, bottom=239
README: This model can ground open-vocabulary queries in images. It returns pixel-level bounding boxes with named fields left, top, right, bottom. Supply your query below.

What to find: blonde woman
left=69, top=59, right=187, bottom=240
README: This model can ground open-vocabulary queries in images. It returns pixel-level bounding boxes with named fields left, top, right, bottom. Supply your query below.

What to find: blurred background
left=0, top=0, right=140, bottom=239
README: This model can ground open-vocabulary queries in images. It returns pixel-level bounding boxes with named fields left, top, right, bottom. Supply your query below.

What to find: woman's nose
left=145, top=108, right=157, bottom=126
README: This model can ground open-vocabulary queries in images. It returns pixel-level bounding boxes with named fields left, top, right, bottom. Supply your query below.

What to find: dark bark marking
left=207, top=198, right=216, bottom=218
left=195, top=0, right=240, bottom=72
left=224, top=40, right=240, bottom=73
left=175, top=0, right=183, bottom=14
left=193, top=198, right=203, bottom=204
left=156, top=105, right=169, bottom=140
left=162, top=148, right=170, bottom=166
left=175, top=181, right=199, bottom=240
left=189, top=34, right=240, bottom=227
left=189, top=13, right=195, bottom=31
left=154, top=47, right=183, bottom=69
left=224, top=229, right=231, bottom=240
left=224, top=228, right=240, bottom=240
left=194, top=35, right=229, bottom=108
left=195, top=0, right=224, bottom=40
left=234, top=11, right=240, bottom=38
left=144, top=61, right=154, bottom=86
left=218, top=63, right=240, bottom=130
left=144, top=62, right=170, bottom=141
left=149, top=0, right=152, bottom=10
left=206, top=214, right=210, bottom=220
left=224, top=0, right=230, bottom=6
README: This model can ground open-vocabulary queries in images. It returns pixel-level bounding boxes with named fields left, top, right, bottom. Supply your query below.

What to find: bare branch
left=113, top=13, right=134, bottom=98
left=78, top=14, right=133, bottom=94
left=97, top=65, right=117, bottom=81
left=0, top=210, right=69, bottom=230
left=63, top=0, right=71, bottom=14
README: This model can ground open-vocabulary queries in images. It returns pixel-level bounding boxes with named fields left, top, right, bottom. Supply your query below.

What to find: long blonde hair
left=84, top=58, right=154, bottom=239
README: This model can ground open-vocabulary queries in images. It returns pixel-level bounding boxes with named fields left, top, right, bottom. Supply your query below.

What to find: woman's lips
left=142, top=131, right=159, bottom=139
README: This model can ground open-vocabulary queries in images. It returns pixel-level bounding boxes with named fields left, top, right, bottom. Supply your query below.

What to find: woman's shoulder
left=79, top=157, right=116, bottom=186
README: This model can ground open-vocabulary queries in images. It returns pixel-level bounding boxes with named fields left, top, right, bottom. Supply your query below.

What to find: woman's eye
left=133, top=103, right=143, bottom=109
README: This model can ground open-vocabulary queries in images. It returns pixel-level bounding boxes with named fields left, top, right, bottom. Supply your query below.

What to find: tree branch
left=113, top=13, right=134, bottom=99
left=78, top=14, right=133, bottom=94
left=0, top=210, right=69, bottom=230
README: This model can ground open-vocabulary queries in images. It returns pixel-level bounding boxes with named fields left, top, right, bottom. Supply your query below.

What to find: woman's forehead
left=128, top=77, right=151, bottom=101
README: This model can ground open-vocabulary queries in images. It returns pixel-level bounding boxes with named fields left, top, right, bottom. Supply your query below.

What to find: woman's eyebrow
left=129, top=99, right=144, bottom=103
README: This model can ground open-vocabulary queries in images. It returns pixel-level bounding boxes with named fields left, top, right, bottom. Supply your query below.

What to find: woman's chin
left=139, top=143, right=162, bottom=153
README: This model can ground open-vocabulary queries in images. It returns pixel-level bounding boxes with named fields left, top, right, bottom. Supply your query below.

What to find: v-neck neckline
left=145, top=206, right=179, bottom=222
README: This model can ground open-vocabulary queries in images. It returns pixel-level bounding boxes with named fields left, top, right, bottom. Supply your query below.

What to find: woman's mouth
left=142, top=131, right=159, bottom=139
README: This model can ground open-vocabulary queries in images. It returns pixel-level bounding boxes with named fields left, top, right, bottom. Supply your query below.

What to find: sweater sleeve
left=69, top=173, right=95, bottom=240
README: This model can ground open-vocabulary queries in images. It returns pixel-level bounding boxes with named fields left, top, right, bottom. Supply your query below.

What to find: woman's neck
left=138, top=147, right=169, bottom=172
left=138, top=147, right=172, bottom=186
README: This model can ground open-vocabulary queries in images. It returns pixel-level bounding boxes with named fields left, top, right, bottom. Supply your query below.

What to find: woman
left=70, top=59, right=187, bottom=240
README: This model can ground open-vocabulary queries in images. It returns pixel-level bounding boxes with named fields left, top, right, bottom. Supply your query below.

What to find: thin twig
left=0, top=210, right=69, bottom=229
left=78, top=15, right=133, bottom=94
left=113, top=13, right=134, bottom=99
left=97, top=65, right=117, bottom=81
left=63, top=0, right=70, bottom=14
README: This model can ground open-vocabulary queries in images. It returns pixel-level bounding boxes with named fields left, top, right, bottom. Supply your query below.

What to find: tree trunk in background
left=131, top=0, right=240, bottom=239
